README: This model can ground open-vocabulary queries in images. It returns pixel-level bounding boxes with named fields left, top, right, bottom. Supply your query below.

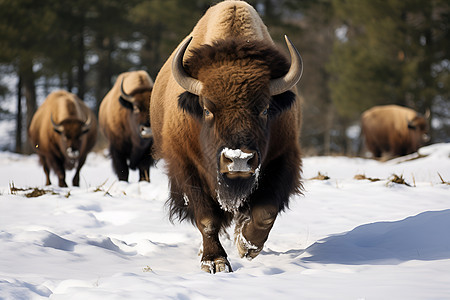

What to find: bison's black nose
left=219, top=148, right=259, bottom=179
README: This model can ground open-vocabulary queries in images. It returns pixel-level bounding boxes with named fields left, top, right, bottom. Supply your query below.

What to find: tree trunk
left=15, top=75, right=23, bottom=154
left=323, top=106, right=333, bottom=155
left=77, top=27, right=86, bottom=100
left=20, top=58, right=37, bottom=154
left=95, top=35, right=114, bottom=113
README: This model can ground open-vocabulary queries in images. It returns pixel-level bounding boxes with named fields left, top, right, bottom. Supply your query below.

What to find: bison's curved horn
left=424, top=108, right=430, bottom=119
left=120, top=77, right=134, bottom=103
left=269, top=35, right=303, bottom=96
left=81, top=114, right=92, bottom=133
left=172, top=36, right=203, bottom=95
left=50, top=114, right=64, bottom=133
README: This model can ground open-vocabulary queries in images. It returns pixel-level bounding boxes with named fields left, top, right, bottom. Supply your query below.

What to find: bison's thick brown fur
left=28, top=90, right=97, bottom=187
left=361, top=104, right=429, bottom=158
left=150, top=1, right=303, bottom=273
left=99, top=70, right=154, bottom=182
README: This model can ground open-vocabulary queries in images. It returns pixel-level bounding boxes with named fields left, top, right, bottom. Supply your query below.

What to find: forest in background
left=0, top=0, right=449, bottom=155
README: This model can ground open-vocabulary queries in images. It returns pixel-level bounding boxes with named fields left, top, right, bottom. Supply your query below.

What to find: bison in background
left=99, top=70, right=154, bottom=182
left=28, top=90, right=97, bottom=187
left=150, top=1, right=303, bottom=273
left=361, top=104, right=430, bottom=158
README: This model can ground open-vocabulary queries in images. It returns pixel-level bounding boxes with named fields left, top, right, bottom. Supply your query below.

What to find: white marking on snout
left=221, top=148, right=254, bottom=172
left=140, top=126, right=153, bottom=139
left=66, top=148, right=79, bottom=159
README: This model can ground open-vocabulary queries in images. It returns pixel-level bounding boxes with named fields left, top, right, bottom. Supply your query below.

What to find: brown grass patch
left=387, top=174, right=411, bottom=187
left=10, top=182, right=58, bottom=198
left=309, top=172, right=330, bottom=180
left=354, top=174, right=381, bottom=182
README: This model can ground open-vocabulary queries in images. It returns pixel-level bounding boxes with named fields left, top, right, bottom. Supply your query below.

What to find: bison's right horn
left=81, top=114, right=92, bottom=133
left=269, top=35, right=303, bottom=96
left=424, top=108, right=430, bottom=119
left=50, top=114, right=64, bottom=133
left=120, top=77, right=134, bottom=103
left=172, top=36, right=203, bottom=96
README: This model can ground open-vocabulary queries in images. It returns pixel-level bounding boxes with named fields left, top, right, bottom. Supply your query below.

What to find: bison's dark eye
left=261, top=105, right=269, bottom=116
left=204, top=108, right=212, bottom=118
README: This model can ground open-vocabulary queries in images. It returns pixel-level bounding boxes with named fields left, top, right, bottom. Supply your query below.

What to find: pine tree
left=328, top=0, right=450, bottom=135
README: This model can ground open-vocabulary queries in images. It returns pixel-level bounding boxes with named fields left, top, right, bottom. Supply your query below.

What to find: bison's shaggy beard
left=216, top=172, right=259, bottom=213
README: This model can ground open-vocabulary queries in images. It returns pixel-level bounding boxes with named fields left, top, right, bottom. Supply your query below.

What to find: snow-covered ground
left=0, top=143, right=449, bottom=299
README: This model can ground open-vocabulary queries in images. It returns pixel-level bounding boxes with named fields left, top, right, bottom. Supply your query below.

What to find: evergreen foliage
left=0, top=0, right=448, bottom=154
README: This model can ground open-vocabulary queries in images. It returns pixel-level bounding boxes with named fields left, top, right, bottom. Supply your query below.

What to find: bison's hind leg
left=138, top=154, right=154, bottom=182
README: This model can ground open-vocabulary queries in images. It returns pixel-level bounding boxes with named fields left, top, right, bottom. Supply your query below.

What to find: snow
left=0, top=143, right=449, bottom=299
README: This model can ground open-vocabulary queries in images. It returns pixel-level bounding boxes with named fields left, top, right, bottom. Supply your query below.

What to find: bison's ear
left=119, top=96, right=134, bottom=110
left=269, top=91, right=296, bottom=116
left=178, top=92, right=202, bottom=119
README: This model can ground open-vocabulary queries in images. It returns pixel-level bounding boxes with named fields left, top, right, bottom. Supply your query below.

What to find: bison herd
left=27, top=1, right=430, bottom=273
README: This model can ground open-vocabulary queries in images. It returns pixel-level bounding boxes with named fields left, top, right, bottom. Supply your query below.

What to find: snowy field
left=0, top=143, right=449, bottom=299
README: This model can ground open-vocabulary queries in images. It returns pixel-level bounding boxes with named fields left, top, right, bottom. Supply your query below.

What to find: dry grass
left=437, top=173, right=450, bottom=185
left=387, top=174, right=411, bottom=187
left=10, top=182, right=57, bottom=198
left=309, top=172, right=330, bottom=180
left=353, top=174, right=381, bottom=182
left=92, top=179, right=115, bottom=196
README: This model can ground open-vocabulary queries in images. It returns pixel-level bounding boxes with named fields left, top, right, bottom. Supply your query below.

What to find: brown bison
left=150, top=1, right=303, bottom=273
left=28, top=90, right=97, bottom=187
left=99, top=70, right=154, bottom=182
left=361, top=104, right=430, bottom=158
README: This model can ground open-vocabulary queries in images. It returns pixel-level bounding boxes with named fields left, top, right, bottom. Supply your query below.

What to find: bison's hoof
left=201, top=257, right=232, bottom=274
left=235, top=224, right=262, bottom=260
left=236, top=234, right=262, bottom=260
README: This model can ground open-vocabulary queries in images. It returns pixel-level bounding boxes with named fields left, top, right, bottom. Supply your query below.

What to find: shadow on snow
left=302, top=209, right=450, bottom=265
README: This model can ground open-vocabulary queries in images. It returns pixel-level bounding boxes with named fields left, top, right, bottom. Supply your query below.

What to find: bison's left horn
left=269, top=35, right=303, bottom=96
left=50, top=114, right=64, bottom=133
left=120, top=77, right=134, bottom=102
left=172, top=36, right=203, bottom=96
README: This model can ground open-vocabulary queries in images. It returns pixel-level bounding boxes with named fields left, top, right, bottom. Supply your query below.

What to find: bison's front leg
left=196, top=217, right=232, bottom=273
left=73, top=154, right=87, bottom=186
left=39, top=156, right=52, bottom=185
left=50, top=157, right=68, bottom=187
left=110, top=146, right=129, bottom=181
left=235, top=204, right=278, bottom=259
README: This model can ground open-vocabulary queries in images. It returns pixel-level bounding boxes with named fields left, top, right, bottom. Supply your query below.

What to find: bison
left=361, top=104, right=430, bottom=158
left=28, top=90, right=97, bottom=187
left=150, top=0, right=303, bottom=273
left=99, top=70, right=154, bottom=182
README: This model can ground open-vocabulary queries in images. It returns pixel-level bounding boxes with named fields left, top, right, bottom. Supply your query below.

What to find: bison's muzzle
left=216, top=148, right=261, bottom=213
left=139, top=124, right=153, bottom=139
left=66, top=148, right=80, bottom=159
left=219, top=148, right=259, bottom=179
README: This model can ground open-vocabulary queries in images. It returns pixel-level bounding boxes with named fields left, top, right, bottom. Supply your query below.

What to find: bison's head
left=173, top=36, right=302, bottom=212
left=119, top=79, right=153, bottom=140
left=407, top=110, right=430, bottom=145
left=51, top=114, right=92, bottom=161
